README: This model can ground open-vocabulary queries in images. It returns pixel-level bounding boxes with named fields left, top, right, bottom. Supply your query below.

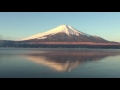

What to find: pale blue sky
left=0, top=12, right=120, bottom=42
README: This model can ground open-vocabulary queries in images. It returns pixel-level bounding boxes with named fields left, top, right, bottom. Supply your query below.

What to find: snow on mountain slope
left=20, top=25, right=91, bottom=41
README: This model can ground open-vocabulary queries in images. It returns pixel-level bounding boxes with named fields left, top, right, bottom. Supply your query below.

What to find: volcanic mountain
left=18, top=25, right=118, bottom=45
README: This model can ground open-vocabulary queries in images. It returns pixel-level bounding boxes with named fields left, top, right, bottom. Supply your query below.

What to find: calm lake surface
left=0, top=48, right=120, bottom=78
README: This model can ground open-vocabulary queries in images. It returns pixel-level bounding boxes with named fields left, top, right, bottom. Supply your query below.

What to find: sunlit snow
left=20, top=25, right=91, bottom=41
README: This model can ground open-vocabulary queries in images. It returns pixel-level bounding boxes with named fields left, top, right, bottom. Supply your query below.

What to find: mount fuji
left=19, top=24, right=109, bottom=44
left=1, top=24, right=120, bottom=48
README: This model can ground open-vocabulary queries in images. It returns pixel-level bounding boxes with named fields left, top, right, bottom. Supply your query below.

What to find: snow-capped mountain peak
left=20, top=24, right=90, bottom=41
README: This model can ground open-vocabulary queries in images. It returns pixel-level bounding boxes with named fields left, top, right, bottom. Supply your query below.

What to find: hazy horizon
left=0, top=12, right=120, bottom=42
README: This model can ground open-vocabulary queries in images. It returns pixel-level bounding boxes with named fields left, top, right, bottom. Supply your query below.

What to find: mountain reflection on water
left=22, top=50, right=120, bottom=72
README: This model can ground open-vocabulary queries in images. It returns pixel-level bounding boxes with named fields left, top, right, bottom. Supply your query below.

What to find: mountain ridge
left=1, top=24, right=120, bottom=48
left=19, top=24, right=109, bottom=43
left=20, top=24, right=89, bottom=40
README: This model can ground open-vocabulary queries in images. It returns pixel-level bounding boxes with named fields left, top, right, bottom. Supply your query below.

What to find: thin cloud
left=0, top=34, right=3, bottom=40
left=4, top=36, right=20, bottom=40
left=0, top=34, right=20, bottom=40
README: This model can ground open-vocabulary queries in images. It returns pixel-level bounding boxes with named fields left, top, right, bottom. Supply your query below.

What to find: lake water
left=0, top=48, right=120, bottom=78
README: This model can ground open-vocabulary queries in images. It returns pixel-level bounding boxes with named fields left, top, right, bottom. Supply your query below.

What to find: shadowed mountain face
left=23, top=32, right=108, bottom=43
left=22, top=50, right=120, bottom=72
left=19, top=25, right=109, bottom=43
left=2, top=25, right=119, bottom=46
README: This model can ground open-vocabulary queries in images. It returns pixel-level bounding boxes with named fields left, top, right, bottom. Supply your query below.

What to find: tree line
left=0, top=42, right=120, bottom=49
